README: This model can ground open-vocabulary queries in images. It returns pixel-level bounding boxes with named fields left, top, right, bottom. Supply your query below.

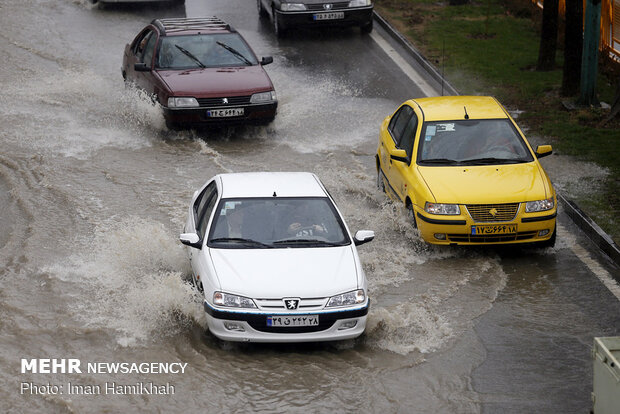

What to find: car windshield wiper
left=272, top=239, right=343, bottom=247
left=419, top=158, right=461, bottom=165
left=215, top=41, right=253, bottom=66
left=209, top=237, right=272, bottom=248
left=174, top=45, right=206, bottom=68
left=462, top=157, right=529, bottom=165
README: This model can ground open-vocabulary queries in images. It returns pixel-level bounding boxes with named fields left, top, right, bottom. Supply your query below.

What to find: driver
left=285, top=204, right=327, bottom=238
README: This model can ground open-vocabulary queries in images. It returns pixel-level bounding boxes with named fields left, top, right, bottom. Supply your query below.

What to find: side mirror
left=261, top=56, right=273, bottom=66
left=353, top=230, right=375, bottom=246
left=535, top=145, right=553, bottom=158
left=180, top=232, right=202, bottom=249
left=389, top=148, right=409, bottom=163
left=134, top=62, right=150, bottom=72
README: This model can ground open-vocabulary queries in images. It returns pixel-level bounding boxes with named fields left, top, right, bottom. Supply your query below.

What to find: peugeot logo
left=284, top=298, right=300, bottom=310
left=323, top=3, right=333, bottom=10
left=222, top=98, right=228, bottom=104
left=489, top=208, right=498, bottom=217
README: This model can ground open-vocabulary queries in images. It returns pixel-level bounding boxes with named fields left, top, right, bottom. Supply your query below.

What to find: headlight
left=167, top=97, right=199, bottom=108
left=525, top=197, right=555, bottom=212
left=280, top=3, right=307, bottom=11
left=326, top=290, right=365, bottom=307
left=250, top=90, right=277, bottom=104
left=424, top=202, right=460, bottom=215
left=213, top=292, right=257, bottom=309
left=348, top=0, right=371, bottom=6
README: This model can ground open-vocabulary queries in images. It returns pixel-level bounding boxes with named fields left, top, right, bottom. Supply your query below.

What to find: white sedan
left=180, top=172, right=374, bottom=343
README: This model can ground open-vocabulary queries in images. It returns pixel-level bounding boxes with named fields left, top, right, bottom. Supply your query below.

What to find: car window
left=194, top=181, right=217, bottom=231
left=132, top=29, right=151, bottom=55
left=156, top=33, right=258, bottom=69
left=397, top=112, right=418, bottom=159
left=198, top=191, right=218, bottom=239
left=417, top=119, right=534, bottom=164
left=208, top=197, right=350, bottom=249
left=141, top=32, right=158, bottom=66
left=388, top=105, right=413, bottom=145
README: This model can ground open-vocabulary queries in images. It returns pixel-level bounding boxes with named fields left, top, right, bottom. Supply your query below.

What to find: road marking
left=558, top=224, right=620, bottom=301
left=370, top=31, right=438, bottom=97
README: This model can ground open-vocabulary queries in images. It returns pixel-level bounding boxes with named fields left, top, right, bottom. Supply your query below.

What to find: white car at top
left=180, top=172, right=374, bottom=343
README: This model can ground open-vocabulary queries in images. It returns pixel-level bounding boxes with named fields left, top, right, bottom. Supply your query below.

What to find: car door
left=381, top=104, right=414, bottom=199
left=188, top=181, right=219, bottom=290
left=390, top=109, right=419, bottom=201
left=123, top=28, right=158, bottom=92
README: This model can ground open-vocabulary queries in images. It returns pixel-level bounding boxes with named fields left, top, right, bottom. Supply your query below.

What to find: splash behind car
left=376, top=96, right=557, bottom=247
left=180, top=172, right=374, bottom=343
left=122, top=17, right=277, bottom=129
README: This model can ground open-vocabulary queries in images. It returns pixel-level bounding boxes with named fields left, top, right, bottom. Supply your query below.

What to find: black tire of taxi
left=407, top=202, right=418, bottom=229
left=361, top=20, right=373, bottom=34
left=376, top=168, right=385, bottom=193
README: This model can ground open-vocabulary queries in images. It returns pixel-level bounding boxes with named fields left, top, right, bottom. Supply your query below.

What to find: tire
left=377, top=167, right=385, bottom=193
left=257, top=0, right=267, bottom=17
left=361, top=20, right=373, bottom=34
left=407, top=202, right=418, bottom=229
left=165, top=119, right=180, bottom=131
left=273, top=8, right=286, bottom=37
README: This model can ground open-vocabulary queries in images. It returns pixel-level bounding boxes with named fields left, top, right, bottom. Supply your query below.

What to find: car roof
left=152, top=17, right=235, bottom=36
left=217, top=172, right=328, bottom=199
left=412, top=96, right=509, bottom=121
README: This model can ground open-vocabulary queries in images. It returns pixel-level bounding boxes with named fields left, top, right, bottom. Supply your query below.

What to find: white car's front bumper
left=204, top=301, right=369, bottom=343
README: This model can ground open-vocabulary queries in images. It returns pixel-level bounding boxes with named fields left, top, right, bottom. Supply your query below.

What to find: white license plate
left=207, top=108, right=244, bottom=118
left=471, top=224, right=517, bottom=235
left=267, top=315, right=319, bottom=327
left=313, top=12, right=345, bottom=21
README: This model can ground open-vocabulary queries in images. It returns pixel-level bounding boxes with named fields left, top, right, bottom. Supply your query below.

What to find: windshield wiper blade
left=209, top=237, right=272, bottom=248
left=216, top=41, right=253, bottom=65
left=419, top=158, right=460, bottom=165
left=272, top=239, right=343, bottom=247
left=462, top=157, right=528, bottom=165
left=174, top=45, right=206, bottom=68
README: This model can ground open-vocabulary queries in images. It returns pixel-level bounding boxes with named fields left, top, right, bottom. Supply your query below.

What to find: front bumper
left=162, top=102, right=277, bottom=126
left=275, top=6, right=373, bottom=29
left=204, top=300, right=369, bottom=343
left=415, top=205, right=557, bottom=245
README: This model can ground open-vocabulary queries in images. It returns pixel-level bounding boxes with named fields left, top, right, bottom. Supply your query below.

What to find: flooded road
left=1, top=0, right=619, bottom=412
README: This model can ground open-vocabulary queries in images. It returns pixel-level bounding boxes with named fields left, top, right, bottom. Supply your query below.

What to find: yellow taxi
left=376, top=96, right=557, bottom=246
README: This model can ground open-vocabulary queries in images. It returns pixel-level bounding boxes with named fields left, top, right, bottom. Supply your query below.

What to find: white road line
left=559, top=224, right=620, bottom=301
left=370, top=30, right=438, bottom=97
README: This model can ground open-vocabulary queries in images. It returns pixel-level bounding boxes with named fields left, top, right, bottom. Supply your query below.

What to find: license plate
left=206, top=108, right=244, bottom=118
left=471, top=224, right=517, bottom=235
left=313, top=12, right=345, bottom=21
left=267, top=315, right=319, bottom=327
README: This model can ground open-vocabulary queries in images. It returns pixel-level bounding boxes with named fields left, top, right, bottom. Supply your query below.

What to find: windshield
left=207, top=197, right=350, bottom=249
left=156, top=33, right=258, bottom=69
left=417, top=119, right=533, bottom=165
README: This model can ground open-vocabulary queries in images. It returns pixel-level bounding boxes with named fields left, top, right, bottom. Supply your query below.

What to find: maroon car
left=122, top=17, right=277, bottom=129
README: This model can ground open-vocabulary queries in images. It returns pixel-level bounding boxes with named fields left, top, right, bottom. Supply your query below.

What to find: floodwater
left=1, top=0, right=619, bottom=412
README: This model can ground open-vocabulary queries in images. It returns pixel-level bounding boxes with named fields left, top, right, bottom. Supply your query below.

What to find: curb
left=373, top=11, right=620, bottom=268
left=373, top=11, right=459, bottom=96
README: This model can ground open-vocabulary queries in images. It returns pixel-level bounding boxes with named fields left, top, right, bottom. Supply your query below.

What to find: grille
left=466, top=203, right=519, bottom=222
left=197, top=96, right=251, bottom=107
left=306, top=2, right=351, bottom=11
left=447, top=231, right=537, bottom=243
left=254, top=297, right=327, bottom=311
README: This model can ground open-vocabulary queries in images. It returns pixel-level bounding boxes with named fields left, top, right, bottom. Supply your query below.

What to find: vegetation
left=375, top=0, right=620, bottom=243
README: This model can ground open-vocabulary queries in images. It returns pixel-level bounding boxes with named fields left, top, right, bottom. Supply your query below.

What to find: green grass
left=376, top=0, right=620, bottom=243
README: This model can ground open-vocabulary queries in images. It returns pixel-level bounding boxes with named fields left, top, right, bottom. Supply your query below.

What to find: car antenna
left=464, top=106, right=469, bottom=119
left=273, top=191, right=277, bottom=197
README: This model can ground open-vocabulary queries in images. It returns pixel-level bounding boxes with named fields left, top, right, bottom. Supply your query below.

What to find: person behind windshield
left=284, top=204, right=328, bottom=238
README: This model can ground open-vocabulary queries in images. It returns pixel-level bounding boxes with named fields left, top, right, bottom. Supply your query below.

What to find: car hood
left=208, top=246, right=360, bottom=298
left=156, top=66, right=273, bottom=97
left=418, top=162, right=550, bottom=204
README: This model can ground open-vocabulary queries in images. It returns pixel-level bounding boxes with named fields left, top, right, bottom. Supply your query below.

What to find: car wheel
left=361, top=20, right=373, bottom=34
left=257, top=0, right=267, bottom=17
left=165, top=119, right=181, bottom=131
left=407, top=202, right=418, bottom=229
left=273, top=8, right=286, bottom=37
left=376, top=167, right=385, bottom=193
